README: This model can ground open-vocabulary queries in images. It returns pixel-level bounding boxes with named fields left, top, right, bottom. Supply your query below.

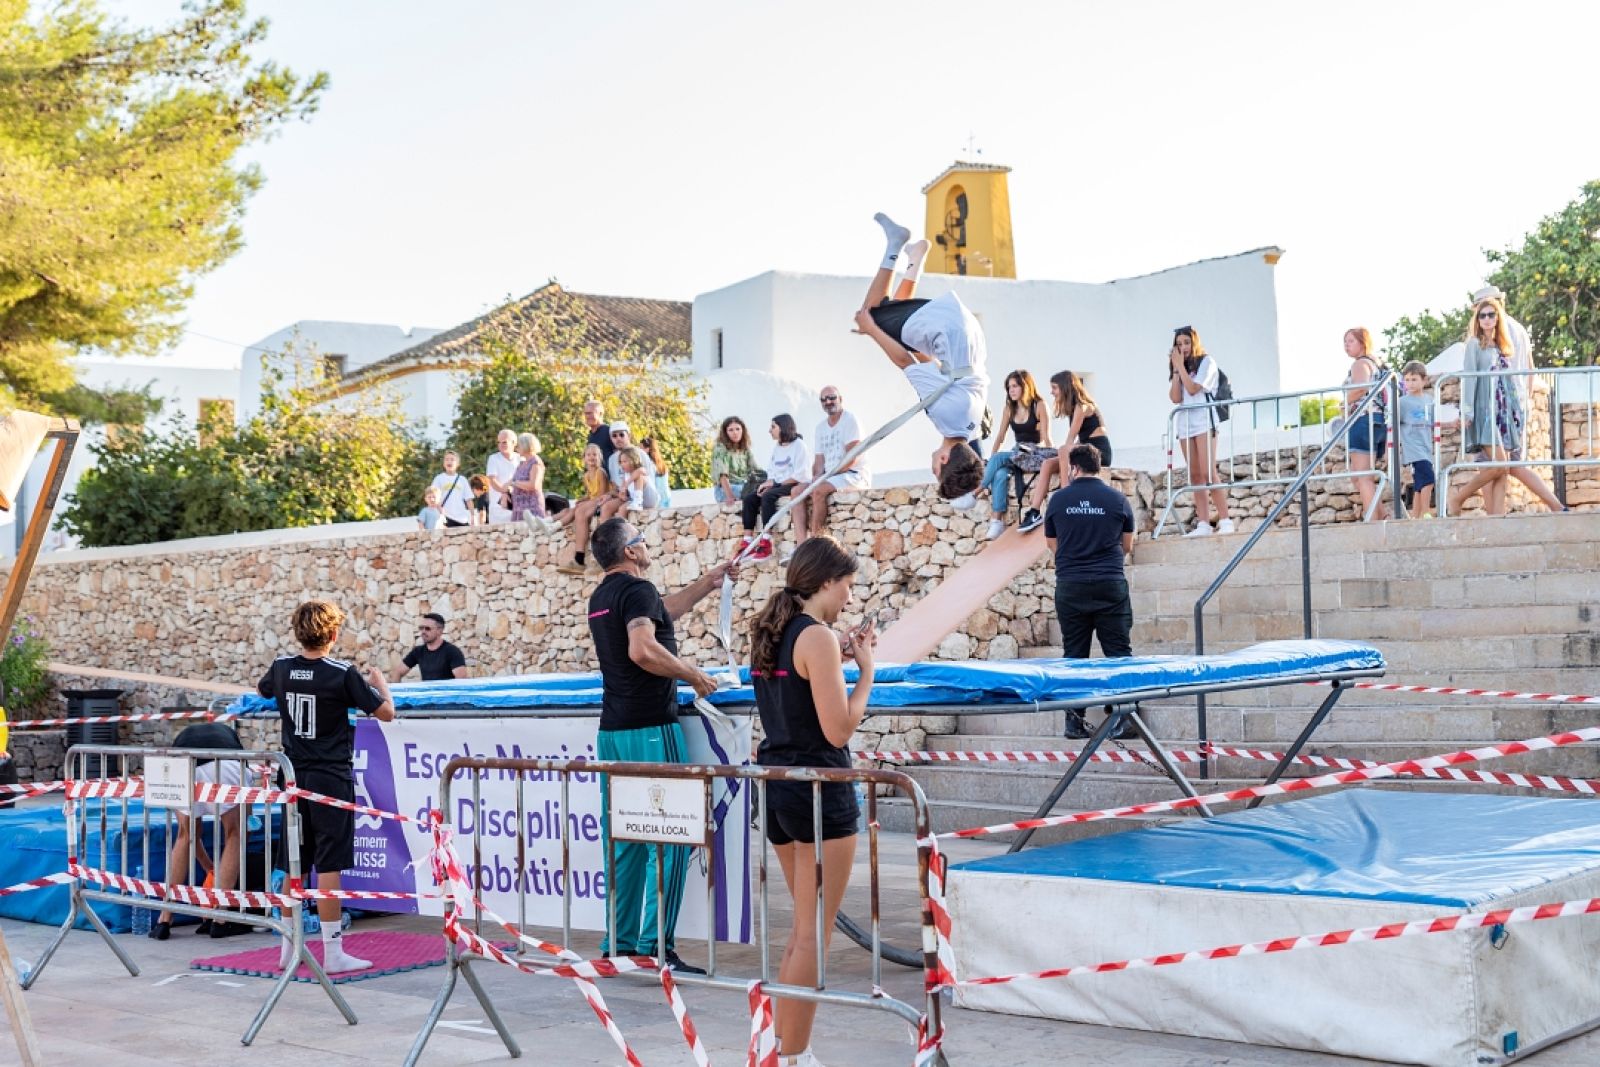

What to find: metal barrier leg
left=1246, top=682, right=1346, bottom=810
left=406, top=944, right=520, bottom=1066
left=1124, top=707, right=1213, bottom=817
left=1007, top=711, right=1121, bottom=854
left=21, top=883, right=136, bottom=989
left=76, top=896, right=139, bottom=976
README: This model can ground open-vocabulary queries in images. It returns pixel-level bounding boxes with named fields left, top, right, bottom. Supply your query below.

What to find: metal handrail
left=1155, top=378, right=1401, bottom=536
left=1189, top=370, right=1396, bottom=771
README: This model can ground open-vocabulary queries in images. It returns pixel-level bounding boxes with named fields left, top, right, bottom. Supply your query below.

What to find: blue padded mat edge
left=228, top=639, right=1383, bottom=715
left=951, top=789, right=1600, bottom=907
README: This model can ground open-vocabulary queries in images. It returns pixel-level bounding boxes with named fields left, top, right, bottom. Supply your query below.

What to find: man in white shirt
left=796, top=385, right=868, bottom=541
left=427, top=452, right=473, bottom=527
left=485, top=428, right=519, bottom=524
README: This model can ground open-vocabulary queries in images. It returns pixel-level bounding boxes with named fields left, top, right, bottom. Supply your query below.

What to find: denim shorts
left=1345, top=416, right=1386, bottom=461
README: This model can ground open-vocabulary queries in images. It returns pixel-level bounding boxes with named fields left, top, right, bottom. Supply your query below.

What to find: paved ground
left=0, top=833, right=1597, bottom=1065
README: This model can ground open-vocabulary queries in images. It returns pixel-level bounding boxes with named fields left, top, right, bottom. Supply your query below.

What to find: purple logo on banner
left=349, top=718, right=419, bottom=911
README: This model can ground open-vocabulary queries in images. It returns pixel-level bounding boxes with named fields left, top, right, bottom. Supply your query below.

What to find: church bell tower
left=922, top=161, right=1016, bottom=278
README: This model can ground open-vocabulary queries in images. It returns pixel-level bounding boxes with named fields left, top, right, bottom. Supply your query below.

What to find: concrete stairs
left=878, top=512, right=1600, bottom=843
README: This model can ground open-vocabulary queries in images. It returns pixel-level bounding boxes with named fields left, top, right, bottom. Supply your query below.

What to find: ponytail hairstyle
left=749, top=535, right=858, bottom=677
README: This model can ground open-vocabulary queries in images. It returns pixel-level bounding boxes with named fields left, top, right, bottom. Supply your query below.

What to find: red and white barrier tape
left=0, top=779, right=64, bottom=797
left=1337, top=681, right=1600, bottom=706
left=952, top=895, right=1600, bottom=990
left=662, top=968, right=713, bottom=1067
left=63, top=777, right=418, bottom=825
left=860, top=748, right=1206, bottom=766
left=0, top=872, right=74, bottom=897
left=69, top=863, right=300, bottom=910
left=943, top=724, right=1600, bottom=839
left=6, top=710, right=252, bottom=730
left=746, top=981, right=777, bottom=1067
left=426, top=812, right=655, bottom=1067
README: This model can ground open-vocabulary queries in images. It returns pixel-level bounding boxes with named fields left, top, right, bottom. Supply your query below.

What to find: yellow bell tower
left=922, top=161, right=1016, bottom=279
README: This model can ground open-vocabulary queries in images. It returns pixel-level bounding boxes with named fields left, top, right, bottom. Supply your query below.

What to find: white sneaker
left=780, top=1051, right=827, bottom=1067
left=1215, top=518, right=1236, bottom=534
left=986, top=518, right=1006, bottom=540
left=322, top=944, right=372, bottom=974
left=949, top=492, right=977, bottom=511
left=1184, top=522, right=1213, bottom=538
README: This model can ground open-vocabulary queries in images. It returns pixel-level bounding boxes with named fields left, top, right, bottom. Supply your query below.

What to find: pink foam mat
left=191, top=930, right=448, bottom=984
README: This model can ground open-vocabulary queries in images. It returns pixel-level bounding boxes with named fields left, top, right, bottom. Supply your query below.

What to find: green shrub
left=0, top=617, right=52, bottom=717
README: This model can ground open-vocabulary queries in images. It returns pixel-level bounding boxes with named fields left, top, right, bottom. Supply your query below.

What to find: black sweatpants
left=1055, top=577, right=1133, bottom=659
left=741, top=482, right=796, bottom=530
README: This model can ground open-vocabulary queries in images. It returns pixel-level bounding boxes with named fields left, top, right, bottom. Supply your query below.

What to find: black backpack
left=1208, top=367, right=1234, bottom=423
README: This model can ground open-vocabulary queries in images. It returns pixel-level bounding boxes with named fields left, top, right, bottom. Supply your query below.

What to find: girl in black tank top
left=747, top=535, right=876, bottom=1063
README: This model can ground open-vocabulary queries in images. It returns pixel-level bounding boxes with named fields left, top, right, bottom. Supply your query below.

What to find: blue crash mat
left=953, top=789, right=1600, bottom=908
left=226, top=639, right=1383, bottom=715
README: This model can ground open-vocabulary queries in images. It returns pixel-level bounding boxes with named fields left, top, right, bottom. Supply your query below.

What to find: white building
left=693, top=248, right=1285, bottom=477
left=238, top=320, right=446, bottom=423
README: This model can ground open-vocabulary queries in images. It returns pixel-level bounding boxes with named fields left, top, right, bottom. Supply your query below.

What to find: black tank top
left=753, top=614, right=852, bottom=770
left=1079, top=407, right=1106, bottom=441
left=1011, top=402, right=1042, bottom=445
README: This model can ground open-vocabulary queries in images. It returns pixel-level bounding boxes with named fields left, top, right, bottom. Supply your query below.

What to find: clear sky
left=104, top=0, right=1600, bottom=391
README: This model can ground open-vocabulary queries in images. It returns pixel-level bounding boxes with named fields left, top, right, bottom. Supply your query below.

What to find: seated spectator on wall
left=468, top=474, right=492, bottom=526
left=796, top=385, right=869, bottom=543
left=428, top=451, right=473, bottom=528
left=554, top=444, right=611, bottom=531
left=560, top=422, right=653, bottom=574
left=390, top=612, right=470, bottom=682
left=485, top=428, right=520, bottom=524
left=617, top=446, right=661, bottom=514
left=736, top=414, right=811, bottom=562
left=640, top=436, right=673, bottom=508
left=417, top=485, right=443, bottom=531
left=978, top=370, right=1051, bottom=540
left=510, top=432, right=554, bottom=529
left=712, top=416, right=757, bottom=507
left=1020, top=370, right=1114, bottom=532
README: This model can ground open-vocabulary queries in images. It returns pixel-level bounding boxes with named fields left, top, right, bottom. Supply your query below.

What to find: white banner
left=346, top=711, right=754, bottom=944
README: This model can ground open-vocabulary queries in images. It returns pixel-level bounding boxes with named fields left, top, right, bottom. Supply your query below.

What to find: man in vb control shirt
left=257, top=599, right=395, bottom=973
left=1042, top=444, right=1136, bottom=736
left=585, top=517, right=733, bottom=973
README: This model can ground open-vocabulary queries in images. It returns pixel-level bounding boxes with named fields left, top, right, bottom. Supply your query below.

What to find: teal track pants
left=597, top=721, right=690, bottom=955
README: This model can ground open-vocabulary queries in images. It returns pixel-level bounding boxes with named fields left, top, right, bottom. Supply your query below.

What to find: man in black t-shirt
left=257, top=599, right=395, bottom=974
left=390, top=612, right=469, bottom=682
left=587, top=517, right=730, bottom=973
left=584, top=397, right=615, bottom=468
left=1043, top=443, right=1136, bottom=660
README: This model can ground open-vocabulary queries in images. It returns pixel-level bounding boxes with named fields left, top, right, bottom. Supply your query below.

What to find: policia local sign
left=608, top=777, right=709, bottom=846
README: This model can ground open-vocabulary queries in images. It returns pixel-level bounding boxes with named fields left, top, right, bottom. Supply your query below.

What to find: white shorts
left=1174, top=406, right=1215, bottom=442
left=822, top=470, right=870, bottom=492
left=901, top=292, right=988, bottom=378
left=905, top=362, right=988, bottom=441
left=188, top=759, right=243, bottom=819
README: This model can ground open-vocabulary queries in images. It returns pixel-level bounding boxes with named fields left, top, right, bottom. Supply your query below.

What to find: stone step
left=1133, top=702, right=1600, bottom=745
left=1131, top=568, right=1600, bottom=618
left=1111, top=634, right=1600, bottom=677
left=873, top=795, right=1178, bottom=845
left=1129, top=605, right=1593, bottom=648
left=1132, top=512, right=1600, bottom=568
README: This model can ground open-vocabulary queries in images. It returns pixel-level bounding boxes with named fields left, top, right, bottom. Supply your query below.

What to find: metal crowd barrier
left=1154, top=377, right=1401, bottom=537
left=24, top=744, right=356, bottom=1044
left=406, top=756, right=948, bottom=1067
left=1433, top=364, right=1600, bottom=516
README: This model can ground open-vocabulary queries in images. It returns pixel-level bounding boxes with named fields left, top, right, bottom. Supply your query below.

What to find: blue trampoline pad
left=953, top=789, right=1600, bottom=908
left=227, top=639, right=1383, bottom=715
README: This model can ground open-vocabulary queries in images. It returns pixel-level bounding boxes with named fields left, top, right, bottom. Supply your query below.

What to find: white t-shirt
left=190, top=759, right=242, bottom=818
left=901, top=292, right=988, bottom=378
left=485, top=451, right=520, bottom=523
left=814, top=411, right=865, bottom=477
left=1173, top=355, right=1220, bottom=440
left=429, top=472, right=472, bottom=524
left=904, top=362, right=989, bottom=442
left=767, top=438, right=812, bottom=484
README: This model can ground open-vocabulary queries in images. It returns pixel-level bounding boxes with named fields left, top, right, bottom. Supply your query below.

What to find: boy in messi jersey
left=257, top=599, right=395, bottom=972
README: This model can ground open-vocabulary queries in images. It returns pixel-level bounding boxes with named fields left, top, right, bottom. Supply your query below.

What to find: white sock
left=900, top=238, right=930, bottom=285
left=321, top=925, right=370, bottom=972
left=874, top=212, right=910, bottom=270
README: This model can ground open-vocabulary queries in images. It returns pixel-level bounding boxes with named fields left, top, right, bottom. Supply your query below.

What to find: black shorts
left=869, top=298, right=930, bottom=346
left=1409, top=459, right=1436, bottom=491
left=296, top=768, right=355, bottom=875
left=764, top=780, right=858, bottom=846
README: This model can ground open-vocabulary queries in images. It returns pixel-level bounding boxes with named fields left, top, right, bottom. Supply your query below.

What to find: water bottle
left=130, top=866, right=151, bottom=936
